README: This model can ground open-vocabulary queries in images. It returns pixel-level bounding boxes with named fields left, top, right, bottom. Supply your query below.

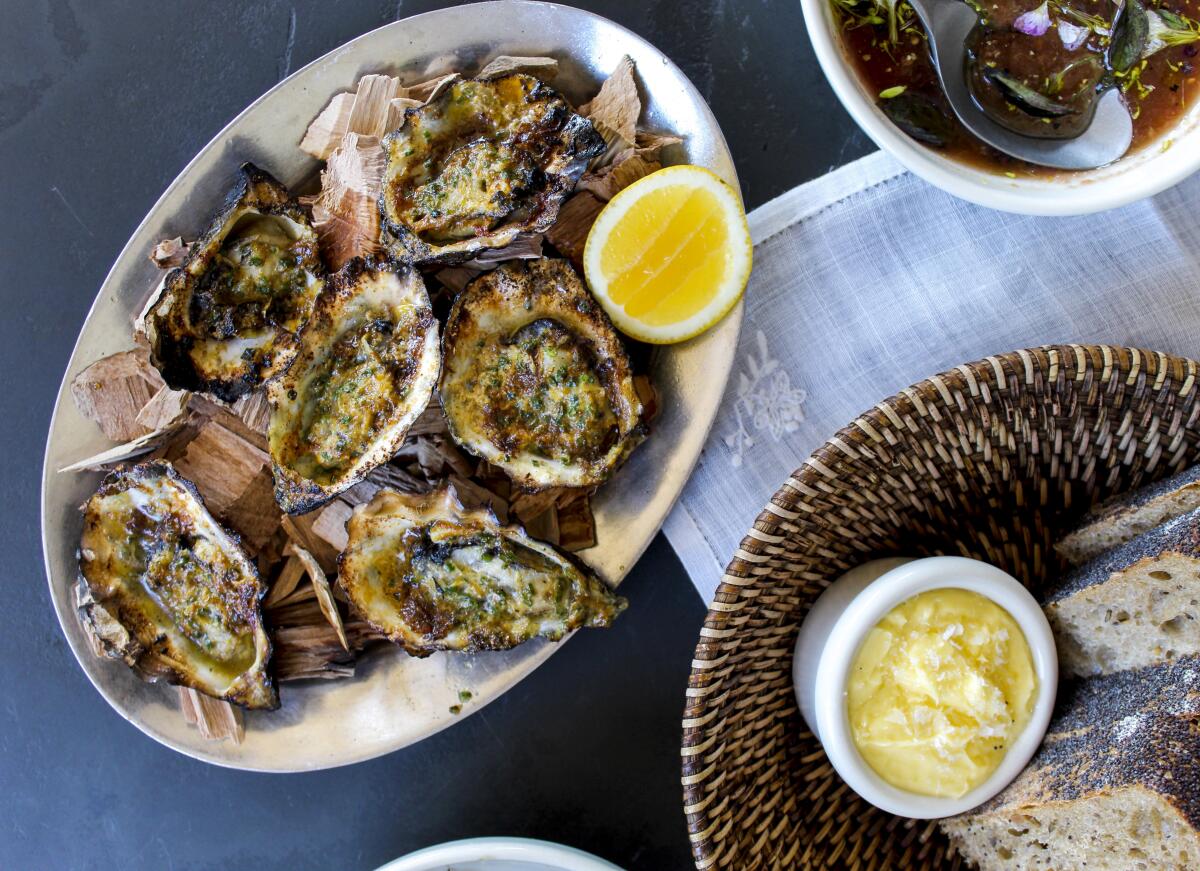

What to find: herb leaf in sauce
left=879, top=92, right=955, bottom=146
left=1109, top=0, right=1150, bottom=73
left=984, top=69, right=1079, bottom=117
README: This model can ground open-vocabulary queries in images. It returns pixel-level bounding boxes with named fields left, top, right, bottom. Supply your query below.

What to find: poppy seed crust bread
left=941, top=658, right=1200, bottom=871
left=1043, top=507, right=1200, bottom=677
left=1056, top=466, right=1200, bottom=566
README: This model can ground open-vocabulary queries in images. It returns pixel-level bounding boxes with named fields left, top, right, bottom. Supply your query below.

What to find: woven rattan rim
left=681, top=345, right=1200, bottom=870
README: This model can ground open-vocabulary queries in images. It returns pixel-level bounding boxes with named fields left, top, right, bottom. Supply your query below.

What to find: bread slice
left=1057, top=466, right=1200, bottom=566
left=941, top=658, right=1200, bottom=871
left=1043, top=507, right=1200, bottom=677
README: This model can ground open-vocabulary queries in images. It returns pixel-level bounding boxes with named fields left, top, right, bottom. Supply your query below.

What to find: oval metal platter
left=41, top=0, right=740, bottom=771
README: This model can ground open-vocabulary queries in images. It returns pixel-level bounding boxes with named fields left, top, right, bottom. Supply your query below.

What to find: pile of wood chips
left=62, top=54, right=668, bottom=744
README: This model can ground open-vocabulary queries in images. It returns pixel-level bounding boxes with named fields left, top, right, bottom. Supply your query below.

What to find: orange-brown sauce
left=835, top=0, right=1200, bottom=176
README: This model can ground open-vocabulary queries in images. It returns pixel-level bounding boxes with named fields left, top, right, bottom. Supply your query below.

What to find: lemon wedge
left=582, top=164, right=752, bottom=344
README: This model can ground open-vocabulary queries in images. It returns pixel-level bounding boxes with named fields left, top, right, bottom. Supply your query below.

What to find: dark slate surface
left=0, top=2, right=871, bottom=869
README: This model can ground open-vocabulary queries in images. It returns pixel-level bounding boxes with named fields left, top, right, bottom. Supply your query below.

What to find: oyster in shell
left=147, top=163, right=325, bottom=402
left=77, top=461, right=277, bottom=709
left=440, top=258, right=646, bottom=489
left=267, top=258, right=440, bottom=514
left=339, top=485, right=626, bottom=655
left=379, top=74, right=605, bottom=265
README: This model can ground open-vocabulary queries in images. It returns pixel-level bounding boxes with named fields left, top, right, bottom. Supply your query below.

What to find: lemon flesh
left=582, top=165, right=752, bottom=344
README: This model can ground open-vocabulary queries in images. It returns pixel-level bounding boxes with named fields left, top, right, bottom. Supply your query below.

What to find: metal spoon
left=906, top=0, right=1133, bottom=169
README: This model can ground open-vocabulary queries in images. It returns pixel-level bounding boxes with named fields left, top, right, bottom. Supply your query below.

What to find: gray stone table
left=0, top=2, right=871, bottom=868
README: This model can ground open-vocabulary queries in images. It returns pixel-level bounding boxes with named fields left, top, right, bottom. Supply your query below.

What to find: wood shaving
left=544, top=192, right=604, bottom=266
left=149, top=237, right=190, bottom=269
left=71, top=350, right=166, bottom=442
left=134, top=385, right=190, bottom=432
left=174, top=418, right=270, bottom=516
left=311, top=500, right=354, bottom=553
left=478, top=55, right=559, bottom=80
left=556, top=491, right=597, bottom=551
left=303, top=132, right=387, bottom=269
left=57, top=425, right=178, bottom=473
left=292, top=545, right=349, bottom=651
left=580, top=56, right=640, bottom=154
left=299, top=91, right=356, bottom=160
left=229, top=391, right=271, bottom=436
left=406, top=72, right=460, bottom=103
left=346, top=74, right=404, bottom=139
left=281, top=514, right=339, bottom=575
left=577, top=152, right=662, bottom=201
left=264, top=555, right=306, bottom=607
left=179, top=687, right=244, bottom=744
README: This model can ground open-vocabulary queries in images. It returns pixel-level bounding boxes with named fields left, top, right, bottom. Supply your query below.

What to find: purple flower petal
left=1014, top=1, right=1052, bottom=36
left=1058, top=19, right=1089, bottom=49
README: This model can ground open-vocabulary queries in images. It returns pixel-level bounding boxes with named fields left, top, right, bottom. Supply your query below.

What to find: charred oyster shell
left=338, top=485, right=626, bottom=655
left=77, top=461, right=277, bottom=709
left=439, top=258, right=646, bottom=490
left=379, top=74, right=605, bottom=265
left=267, top=258, right=440, bottom=514
left=147, top=163, right=325, bottom=402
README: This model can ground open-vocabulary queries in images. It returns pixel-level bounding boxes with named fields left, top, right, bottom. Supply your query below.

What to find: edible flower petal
left=1058, top=20, right=1090, bottom=49
left=1014, top=2, right=1052, bottom=36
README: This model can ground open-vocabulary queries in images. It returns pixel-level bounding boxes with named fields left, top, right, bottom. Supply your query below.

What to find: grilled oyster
left=77, top=461, right=277, bottom=709
left=339, top=485, right=626, bottom=655
left=147, top=163, right=325, bottom=402
left=379, top=74, right=605, bottom=264
left=267, top=258, right=440, bottom=514
left=440, top=258, right=646, bottom=489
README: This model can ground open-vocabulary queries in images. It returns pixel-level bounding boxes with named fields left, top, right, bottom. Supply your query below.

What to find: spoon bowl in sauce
left=907, top=0, right=1133, bottom=169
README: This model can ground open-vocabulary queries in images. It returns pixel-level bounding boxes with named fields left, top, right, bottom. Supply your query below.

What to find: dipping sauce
left=833, top=0, right=1200, bottom=175
left=846, top=588, right=1037, bottom=798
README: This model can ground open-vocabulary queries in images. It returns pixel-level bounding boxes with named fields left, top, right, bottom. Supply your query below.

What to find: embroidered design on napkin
left=724, top=330, right=807, bottom=467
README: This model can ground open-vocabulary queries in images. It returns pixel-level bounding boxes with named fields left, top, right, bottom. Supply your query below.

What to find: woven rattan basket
left=682, top=345, right=1200, bottom=870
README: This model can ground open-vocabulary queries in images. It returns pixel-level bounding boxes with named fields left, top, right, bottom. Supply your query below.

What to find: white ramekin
left=800, top=0, right=1200, bottom=215
left=792, top=556, right=1058, bottom=819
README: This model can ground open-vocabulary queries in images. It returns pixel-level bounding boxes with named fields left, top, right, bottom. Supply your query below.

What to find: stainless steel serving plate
left=41, top=0, right=740, bottom=771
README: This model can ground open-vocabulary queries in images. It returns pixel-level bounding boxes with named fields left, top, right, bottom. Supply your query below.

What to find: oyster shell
left=147, top=163, right=325, bottom=402
left=379, top=74, right=605, bottom=265
left=338, top=485, right=626, bottom=655
left=77, top=461, right=277, bottom=709
left=439, top=258, right=646, bottom=489
left=267, top=258, right=440, bottom=514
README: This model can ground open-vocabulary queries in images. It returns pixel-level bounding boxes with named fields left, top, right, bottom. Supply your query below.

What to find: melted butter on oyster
left=267, top=259, right=440, bottom=514
left=440, top=258, right=646, bottom=489
left=380, top=74, right=605, bottom=264
left=78, top=461, right=277, bottom=710
left=339, top=486, right=626, bottom=656
left=147, top=163, right=324, bottom=402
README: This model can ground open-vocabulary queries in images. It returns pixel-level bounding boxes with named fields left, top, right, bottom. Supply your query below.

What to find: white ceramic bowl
left=800, top=0, right=1200, bottom=215
left=374, top=837, right=623, bottom=871
left=792, top=556, right=1058, bottom=818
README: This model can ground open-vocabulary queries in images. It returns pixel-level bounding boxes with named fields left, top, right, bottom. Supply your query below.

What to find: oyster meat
left=379, top=74, right=605, bottom=264
left=147, top=163, right=325, bottom=401
left=267, top=258, right=440, bottom=514
left=339, top=486, right=626, bottom=655
left=77, top=461, right=277, bottom=709
left=440, top=258, right=646, bottom=489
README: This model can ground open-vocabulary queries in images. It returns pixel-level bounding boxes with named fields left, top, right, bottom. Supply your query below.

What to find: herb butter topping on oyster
left=77, top=462, right=277, bottom=709
left=379, top=74, right=605, bottom=265
left=440, top=258, right=646, bottom=490
left=267, top=258, right=440, bottom=515
left=147, top=163, right=325, bottom=402
left=339, top=485, right=626, bottom=656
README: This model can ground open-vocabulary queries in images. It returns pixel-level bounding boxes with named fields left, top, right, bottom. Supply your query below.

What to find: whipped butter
left=845, top=587, right=1037, bottom=798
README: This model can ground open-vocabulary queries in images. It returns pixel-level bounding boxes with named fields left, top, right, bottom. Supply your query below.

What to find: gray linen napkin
left=663, top=151, right=1200, bottom=602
